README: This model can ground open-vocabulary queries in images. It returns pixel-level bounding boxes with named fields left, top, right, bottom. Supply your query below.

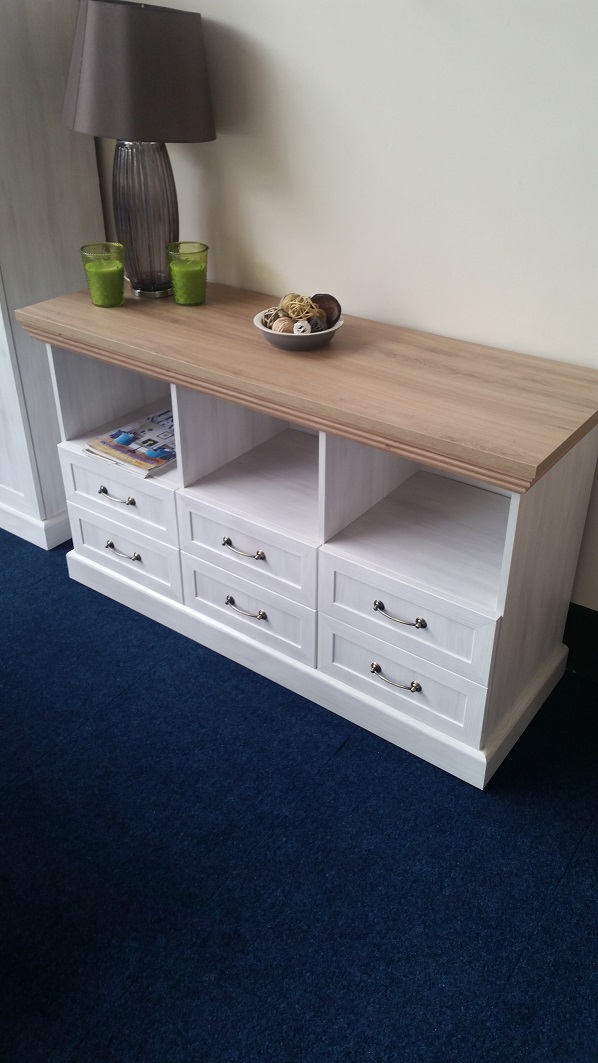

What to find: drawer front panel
left=177, top=493, right=318, bottom=606
left=318, top=615, right=486, bottom=746
left=318, top=552, right=498, bottom=684
left=68, top=502, right=183, bottom=601
left=181, top=553, right=316, bottom=666
left=59, top=445, right=179, bottom=544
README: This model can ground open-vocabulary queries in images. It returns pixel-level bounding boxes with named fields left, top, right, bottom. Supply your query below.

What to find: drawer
left=176, top=492, right=318, bottom=606
left=318, top=615, right=487, bottom=747
left=181, top=553, right=317, bottom=666
left=318, top=552, right=498, bottom=684
left=68, top=502, right=183, bottom=601
left=59, top=443, right=179, bottom=545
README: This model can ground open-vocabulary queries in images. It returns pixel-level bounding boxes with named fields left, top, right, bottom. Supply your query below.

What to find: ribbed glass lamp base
left=112, top=141, right=179, bottom=297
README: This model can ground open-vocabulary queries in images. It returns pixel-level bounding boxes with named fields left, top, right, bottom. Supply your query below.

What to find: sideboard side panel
left=481, top=426, right=598, bottom=748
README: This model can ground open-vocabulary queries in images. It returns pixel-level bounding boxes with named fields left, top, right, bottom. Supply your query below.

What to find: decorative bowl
left=253, top=312, right=344, bottom=352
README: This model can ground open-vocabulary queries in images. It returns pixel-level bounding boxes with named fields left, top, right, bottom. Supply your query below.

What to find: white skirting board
left=65, top=552, right=569, bottom=789
left=0, top=503, right=70, bottom=550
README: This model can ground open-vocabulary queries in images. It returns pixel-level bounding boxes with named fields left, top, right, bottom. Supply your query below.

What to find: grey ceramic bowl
left=253, top=312, right=344, bottom=352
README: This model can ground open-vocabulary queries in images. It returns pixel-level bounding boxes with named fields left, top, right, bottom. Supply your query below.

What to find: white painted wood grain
left=68, top=502, right=183, bottom=602
left=49, top=345, right=168, bottom=442
left=176, top=493, right=318, bottom=605
left=181, top=427, right=321, bottom=541
left=320, top=471, right=511, bottom=612
left=481, top=427, right=598, bottom=746
left=173, top=388, right=287, bottom=487
left=59, top=444, right=180, bottom=544
left=319, top=433, right=417, bottom=541
left=318, top=551, right=498, bottom=683
left=0, top=0, right=104, bottom=541
left=181, top=553, right=317, bottom=666
left=0, top=309, right=39, bottom=511
left=318, top=614, right=487, bottom=747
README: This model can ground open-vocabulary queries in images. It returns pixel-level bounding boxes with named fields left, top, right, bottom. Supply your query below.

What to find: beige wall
left=98, top=0, right=598, bottom=608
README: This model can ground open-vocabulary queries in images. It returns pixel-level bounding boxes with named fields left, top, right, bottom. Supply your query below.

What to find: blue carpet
left=1, top=528, right=597, bottom=1062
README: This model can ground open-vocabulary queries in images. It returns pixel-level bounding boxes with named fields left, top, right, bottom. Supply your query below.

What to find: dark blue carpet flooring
left=1, top=528, right=597, bottom=1062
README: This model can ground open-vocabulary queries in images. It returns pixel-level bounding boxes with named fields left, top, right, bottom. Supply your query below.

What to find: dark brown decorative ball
left=311, top=293, right=342, bottom=328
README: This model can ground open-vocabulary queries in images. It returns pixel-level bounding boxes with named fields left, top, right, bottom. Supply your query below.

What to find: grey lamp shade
left=62, top=0, right=216, bottom=143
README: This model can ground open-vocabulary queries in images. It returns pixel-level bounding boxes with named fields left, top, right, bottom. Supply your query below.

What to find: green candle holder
left=166, top=241, right=209, bottom=306
left=80, top=242, right=125, bottom=307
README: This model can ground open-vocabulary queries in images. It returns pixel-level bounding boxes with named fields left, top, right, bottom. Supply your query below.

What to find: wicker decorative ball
left=293, top=319, right=312, bottom=334
left=271, top=316, right=294, bottom=334
left=308, top=315, right=326, bottom=333
left=262, top=306, right=284, bottom=329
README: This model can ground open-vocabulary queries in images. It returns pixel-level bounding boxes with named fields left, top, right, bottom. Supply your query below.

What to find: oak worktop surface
left=16, top=282, right=598, bottom=492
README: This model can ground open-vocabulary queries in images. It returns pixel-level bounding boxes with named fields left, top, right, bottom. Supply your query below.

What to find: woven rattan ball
left=271, top=316, right=294, bottom=334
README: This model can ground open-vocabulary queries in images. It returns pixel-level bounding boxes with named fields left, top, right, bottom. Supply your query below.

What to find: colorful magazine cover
left=85, top=408, right=176, bottom=477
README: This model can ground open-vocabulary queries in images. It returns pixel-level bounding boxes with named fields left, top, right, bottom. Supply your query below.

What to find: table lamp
left=63, top=0, right=216, bottom=297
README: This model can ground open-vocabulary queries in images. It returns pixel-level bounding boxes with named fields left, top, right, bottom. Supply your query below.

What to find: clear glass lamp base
left=112, top=141, right=179, bottom=297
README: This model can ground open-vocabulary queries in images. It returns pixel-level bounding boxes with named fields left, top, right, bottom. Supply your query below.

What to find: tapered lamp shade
left=63, top=0, right=216, bottom=296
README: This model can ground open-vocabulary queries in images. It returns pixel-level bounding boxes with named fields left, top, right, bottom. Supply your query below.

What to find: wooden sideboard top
left=16, top=282, right=598, bottom=492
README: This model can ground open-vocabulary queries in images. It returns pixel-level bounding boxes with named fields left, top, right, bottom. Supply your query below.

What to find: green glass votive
left=81, top=243, right=125, bottom=307
left=166, top=241, right=208, bottom=306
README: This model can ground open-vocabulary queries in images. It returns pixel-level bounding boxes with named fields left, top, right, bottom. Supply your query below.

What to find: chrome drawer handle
left=373, top=599, right=427, bottom=629
left=370, top=662, right=422, bottom=692
left=99, top=485, right=136, bottom=506
left=222, top=535, right=266, bottom=561
left=105, top=539, right=141, bottom=562
left=225, top=594, right=267, bottom=621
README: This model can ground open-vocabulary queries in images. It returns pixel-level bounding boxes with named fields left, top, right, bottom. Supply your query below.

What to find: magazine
left=85, top=408, right=177, bottom=477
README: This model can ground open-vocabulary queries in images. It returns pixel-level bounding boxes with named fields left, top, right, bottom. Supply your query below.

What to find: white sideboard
left=0, top=0, right=104, bottom=548
left=16, top=285, right=598, bottom=786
